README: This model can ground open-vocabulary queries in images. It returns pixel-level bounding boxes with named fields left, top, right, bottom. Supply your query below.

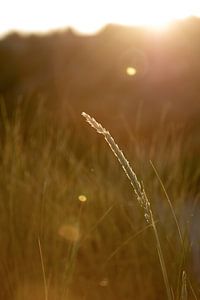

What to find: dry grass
left=0, top=99, right=199, bottom=299
left=82, top=112, right=171, bottom=299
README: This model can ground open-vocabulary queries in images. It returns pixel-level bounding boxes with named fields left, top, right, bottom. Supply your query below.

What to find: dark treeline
left=0, top=17, right=200, bottom=140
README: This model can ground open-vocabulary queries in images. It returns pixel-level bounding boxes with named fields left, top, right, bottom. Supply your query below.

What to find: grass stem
left=82, top=112, right=172, bottom=300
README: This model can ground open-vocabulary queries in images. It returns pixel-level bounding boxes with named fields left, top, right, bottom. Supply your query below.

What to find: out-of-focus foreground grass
left=0, top=98, right=199, bottom=300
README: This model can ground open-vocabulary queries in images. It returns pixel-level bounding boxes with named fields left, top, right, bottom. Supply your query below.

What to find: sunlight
left=0, top=0, right=200, bottom=35
left=111, top=0, right=198, bottom=28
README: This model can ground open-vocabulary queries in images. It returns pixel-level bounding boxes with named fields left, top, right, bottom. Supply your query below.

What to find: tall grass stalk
left=180, top=271, right=187, bottom=300
left=82, top=112, right=172, bottom=300
left=38, top=237, right=48, bottom=300
left=150, top=160, right=183, bottom=245
left=150, top=160, right=185, bottom=299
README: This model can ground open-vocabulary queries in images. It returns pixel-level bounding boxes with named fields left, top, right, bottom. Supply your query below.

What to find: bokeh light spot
left=78, top=195, right=87, bottom=202
left=126, top=67, right=137, bottom=76
left=58, top=224, right=80, bottom=242
left=99, top=278, right=109, bottom=287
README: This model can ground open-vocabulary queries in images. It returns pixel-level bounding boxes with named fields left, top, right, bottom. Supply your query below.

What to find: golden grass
left=0, top=99, right=198, bottom=299
left=82, top=112, right=172, bottom=300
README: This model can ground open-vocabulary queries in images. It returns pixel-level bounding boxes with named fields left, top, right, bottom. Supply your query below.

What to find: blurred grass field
left=0, top=96, right=199, bottom=300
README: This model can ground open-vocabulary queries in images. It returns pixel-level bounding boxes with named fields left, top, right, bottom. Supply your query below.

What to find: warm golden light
left=126, top=67, right=137, bottom=76
left=78, top=195, right=87, bottom=202
left=0, top=0, right=200, bottom=36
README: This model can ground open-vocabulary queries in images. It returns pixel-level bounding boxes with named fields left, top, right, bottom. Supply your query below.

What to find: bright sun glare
left=0, top=0, right=200, bottom=36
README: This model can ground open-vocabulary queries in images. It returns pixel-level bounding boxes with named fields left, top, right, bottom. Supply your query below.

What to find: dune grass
left=0, top=99, right=199, bottom=299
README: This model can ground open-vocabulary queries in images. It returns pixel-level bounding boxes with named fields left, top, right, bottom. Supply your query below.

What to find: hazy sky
left=1, top=0, right=200, bottom=36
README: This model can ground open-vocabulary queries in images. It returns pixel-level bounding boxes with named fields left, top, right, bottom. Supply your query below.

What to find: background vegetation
left=0, top=17, right=199, bottom=299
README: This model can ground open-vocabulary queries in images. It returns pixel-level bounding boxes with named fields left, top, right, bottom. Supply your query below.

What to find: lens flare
left=126, top=67, right=137, bottom=76
left=78, top=195, right=87, bottom=202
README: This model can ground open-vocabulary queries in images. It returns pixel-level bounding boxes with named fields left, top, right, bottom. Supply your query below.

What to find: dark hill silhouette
left=0, top=18, right=200, bottom=138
